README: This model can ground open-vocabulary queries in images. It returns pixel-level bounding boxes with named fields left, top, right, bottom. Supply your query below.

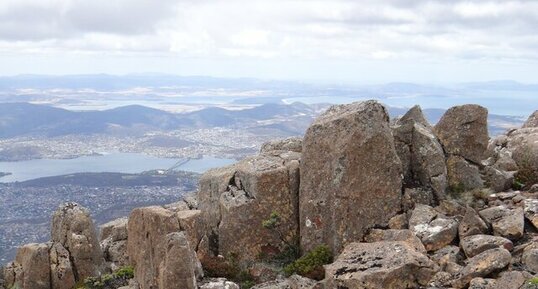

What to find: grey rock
left=325, top=241, right=437, bottom=289
left=452, top=248, right=511, bottom=289
left=460, top=234, right=513, bottom=258
left=479, top=206, right=525, bottom=241
left=300, top=101, right=402, bottom=253
left=51, top=202, right=104, bottom=281
left=434, top=104, right=489, bottom=164
left=260, top=137, right=303, bottom=153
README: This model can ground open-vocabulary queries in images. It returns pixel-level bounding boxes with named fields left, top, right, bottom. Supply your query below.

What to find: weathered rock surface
left=199, top=278, right=240, bottom=289
left=5, top=243, right=51, bottom=289
left=393, top=105, right=448, bottom=200
left=251, top=275, right=318, bottom=289
left=300, top=101, right=402, bottom=253
left=325, top=241, right=437, bottom=289
left=460, top=234, right=513, bottom=258
left=127, top=206, right=197, bottom=289
left=49, top=242, right=76, bottom=289
left=479, top=206, right=525, bottom=241
left=158, top=232, right=197, bottom=289
left=447, top=155, right=484, bottom=191
left=524, top=198, right=538, bottom=229
left=523, top=110, right=538, bottom=128
left=459, top=207, right=488, bottom=239
left=452, top=248, right=512, bottom=288
left=409, top=205, right=458, bottom=251
left=434, top=104, right=489, bottom=164
left=100, top=217, right=128, bottom=270
left=364, top=229, right=426, bottom=254
left=522, top=242, right=538, bottom=273
left=199, top=150, right=300, bottom=263
left=51, top=202, right=104, bottom=281
left=260, top=137, right=303, bottom=153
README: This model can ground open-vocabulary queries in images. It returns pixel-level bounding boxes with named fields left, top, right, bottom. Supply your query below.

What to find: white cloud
left=0, top=0, right=537, bottom=81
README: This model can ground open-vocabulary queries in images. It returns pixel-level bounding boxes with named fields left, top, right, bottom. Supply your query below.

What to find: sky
left=1, top=0, right=538, bottom=84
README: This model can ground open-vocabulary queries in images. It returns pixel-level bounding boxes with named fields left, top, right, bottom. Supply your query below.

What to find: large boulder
left=433, top=104, right=489, bottom=164
left=325, top=241, right=437, bottom=289
left=300, top=101, right=402, bottom=253
left=199, top=150, right=301, bottom=263
left=4, top=243, right=51, bottom=289
left=127, top=206, right=203, bottom=289
left=51, top=203, right=104, bottom=281
left=392, top=105, right=448, bottom=200
left=158, top=232, right=198, bottom=289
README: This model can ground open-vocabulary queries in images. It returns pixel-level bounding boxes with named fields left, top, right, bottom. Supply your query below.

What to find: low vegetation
left=76, top=266, right=134, bottom=289
left=283, top=245, right=333, bottom=280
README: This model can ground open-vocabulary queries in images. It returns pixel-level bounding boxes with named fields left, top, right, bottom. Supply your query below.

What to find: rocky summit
left=1, top=102, right=538, bottom=289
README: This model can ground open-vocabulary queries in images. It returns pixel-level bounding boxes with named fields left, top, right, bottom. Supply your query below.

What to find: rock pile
left=3, top=102, right=538, bottom=289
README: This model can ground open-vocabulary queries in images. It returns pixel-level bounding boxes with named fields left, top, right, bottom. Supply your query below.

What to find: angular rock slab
left=300, top=101, right=402, bottom=253
left=325, top=241, right=437, bottom=289
left=409, top=205, right=458, bottom=252
left=434, top=104, right=489, bottom=164
left=392, top=105, right=447, bottom=199
left=479, top=206, right=524, bottom=241
left=6, top=243, right=51, bottom=289
left=460, top=234, right=513, bottom=258
left=458, top=207, right=488, bottom=239
left=158, top=232, right=198, bottom=289
left=127, top=206, right=191, bottom=289
left=49, top=243, right=76, bottom=289
left=452, top=248, right=512, bottom=289
left=51, top=202, right=104, bottom=281
left=217, top=152, right=301, bottom=263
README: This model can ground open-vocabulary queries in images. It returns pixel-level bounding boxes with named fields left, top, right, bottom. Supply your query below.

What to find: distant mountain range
left=0, top=102, right=524, bottom=139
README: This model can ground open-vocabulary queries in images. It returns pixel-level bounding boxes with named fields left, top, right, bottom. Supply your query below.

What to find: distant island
left=0, top=172, right=11, bottom=178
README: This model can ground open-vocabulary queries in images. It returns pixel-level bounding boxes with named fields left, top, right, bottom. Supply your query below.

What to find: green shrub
left=283, top=245, right=333, bottom=280
left=78, top=266, right=135, bottom=289
left=529, top=277, right=538, bottom=285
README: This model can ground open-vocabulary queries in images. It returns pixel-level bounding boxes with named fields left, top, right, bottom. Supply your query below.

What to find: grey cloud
left=0, top=0, right=179, bottom=40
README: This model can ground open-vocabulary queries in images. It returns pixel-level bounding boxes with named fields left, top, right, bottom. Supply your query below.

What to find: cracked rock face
left=325, top=241, right=437, bottom=289
left=392, top=105, right=448, bottom=200
left=199, top=151, right=301, bottom=264
left=433, top=104, right=489, bottom=164
left=4, top=243, right=51, bottom=289
left=100, top=217, right=129, bottom=270
left=300, top=100, right=402, bottom=254
left=127, top=206, right=203, bottom=289
left=51, top=202, right=104, bottom=282
left=523, top=110, right=538, bottom=128
left=260, top=137, right=303, bottom=153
